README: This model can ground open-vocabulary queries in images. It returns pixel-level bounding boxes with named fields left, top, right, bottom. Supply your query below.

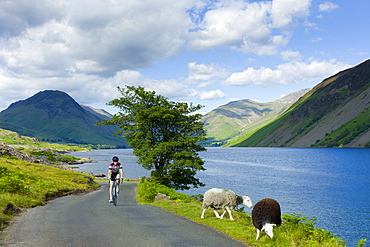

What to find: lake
left=67, top=147, right=369, bottom=246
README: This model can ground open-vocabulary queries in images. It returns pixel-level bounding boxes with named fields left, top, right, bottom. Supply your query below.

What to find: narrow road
left=1, top=183, right=246, bottom=247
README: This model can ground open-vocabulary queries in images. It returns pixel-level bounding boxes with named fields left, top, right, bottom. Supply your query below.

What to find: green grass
left=231, top=113, right=289, bottom=147
left=0, top=156, right=99, bottom=231
left=136, top=178, right=369, bottom=246
left=313, top=107, right=370, bottom=147
left=0, top=128, right=100, bottom=233
left=0, top=128, right=91, bottom=152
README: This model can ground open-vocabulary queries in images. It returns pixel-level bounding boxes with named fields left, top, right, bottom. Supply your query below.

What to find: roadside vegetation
left=0, top=156, right=99, bottom=231
left=137, top=178, right=368, bottom=247
left=0, top=128, right=99, bottom=233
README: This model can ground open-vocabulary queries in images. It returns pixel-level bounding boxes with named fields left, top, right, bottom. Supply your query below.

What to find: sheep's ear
left=271, top=224, right=276, bottom=227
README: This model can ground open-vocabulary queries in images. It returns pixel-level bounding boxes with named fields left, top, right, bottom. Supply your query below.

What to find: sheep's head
left=242, top=196, right=253, bottom=208
left=261, top=223, right=276, bottom=238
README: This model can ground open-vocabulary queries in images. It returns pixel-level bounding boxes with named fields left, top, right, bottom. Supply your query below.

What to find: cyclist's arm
left=120, top=168, right=124, bottom=183
left=107, top=168, right=112, bottom=180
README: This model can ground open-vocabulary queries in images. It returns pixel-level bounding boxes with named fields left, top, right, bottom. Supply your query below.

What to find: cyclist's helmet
left=112, top=156, right=119, bottom=162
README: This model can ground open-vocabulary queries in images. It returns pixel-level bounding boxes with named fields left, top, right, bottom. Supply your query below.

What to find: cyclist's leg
left=109, top=172, right=118, bottom=197
left=109, top=177, right=115, bottom=202
left=114, top=174, right=120, bottom=193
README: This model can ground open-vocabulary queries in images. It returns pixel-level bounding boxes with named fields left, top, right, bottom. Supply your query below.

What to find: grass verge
left=136, top=178, right=368, bottom=247
left=0, top=156, right=99, bottom=232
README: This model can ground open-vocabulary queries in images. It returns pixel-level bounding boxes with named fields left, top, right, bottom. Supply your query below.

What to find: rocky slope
left=201, top=89, right=310, bottom=146
left=232, top=59, right=370, bottom=147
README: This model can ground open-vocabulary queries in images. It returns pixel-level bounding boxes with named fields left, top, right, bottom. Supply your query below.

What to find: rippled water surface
left=68, top=147, right=369, bottom=246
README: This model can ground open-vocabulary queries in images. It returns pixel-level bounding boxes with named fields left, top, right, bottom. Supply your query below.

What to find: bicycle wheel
left=113, top=182, right=117, bottom=206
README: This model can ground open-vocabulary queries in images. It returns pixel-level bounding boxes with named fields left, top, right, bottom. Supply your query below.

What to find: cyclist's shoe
left=109, top=198, right=113, bottom=203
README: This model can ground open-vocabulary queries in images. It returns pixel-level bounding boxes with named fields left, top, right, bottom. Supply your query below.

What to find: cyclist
left=108, top=156, right=124, bottom=203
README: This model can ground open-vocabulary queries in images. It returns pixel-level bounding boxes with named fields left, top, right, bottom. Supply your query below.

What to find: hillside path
left=1, top=183, right=246, bottom=247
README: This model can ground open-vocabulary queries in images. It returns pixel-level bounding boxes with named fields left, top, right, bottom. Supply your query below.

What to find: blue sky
left=0, top=0, right=369, bottom=114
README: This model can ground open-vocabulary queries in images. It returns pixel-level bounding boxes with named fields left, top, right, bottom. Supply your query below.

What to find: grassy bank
left=0, top=128, right=90, bottom=152
left=0, top=128, right=100, bottom=233
left=137, top=178, right=367, bottom=247
left=0, top=156, right=99, bottom=231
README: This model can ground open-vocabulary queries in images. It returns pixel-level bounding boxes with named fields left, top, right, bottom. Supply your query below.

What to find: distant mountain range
left=201, top=88, right=310, bottom=146
left=1, top=59, right=369, bottom=148
left=230, top=59, right=370, bottom=148
left=0, top=90, right=126, bottom=148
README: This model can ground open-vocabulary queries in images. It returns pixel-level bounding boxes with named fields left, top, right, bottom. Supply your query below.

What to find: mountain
left=232, top=59, right=370, bottom=148
left=201, top=89, right=310, bottom=146
left=0, top=90, right=126, bottom=147
left=81, top=105, right=113, bottom=119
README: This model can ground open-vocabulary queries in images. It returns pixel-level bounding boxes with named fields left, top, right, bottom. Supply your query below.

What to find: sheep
left=252, top=198, right=282, bottom=240
left=200, top=188, right=252, bottom=220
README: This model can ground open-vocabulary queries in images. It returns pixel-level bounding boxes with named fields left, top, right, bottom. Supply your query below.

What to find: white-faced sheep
left=200, top=188, right=252, bottom=220
left=252, top=198, right=282, bottom=240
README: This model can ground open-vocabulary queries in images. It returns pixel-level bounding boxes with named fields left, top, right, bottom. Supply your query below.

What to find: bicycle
left=110, top=178, right=120, bottom=206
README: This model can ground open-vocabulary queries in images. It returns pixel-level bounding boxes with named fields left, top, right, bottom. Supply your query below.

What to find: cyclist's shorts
left=110, top=172, right=120, bottom=181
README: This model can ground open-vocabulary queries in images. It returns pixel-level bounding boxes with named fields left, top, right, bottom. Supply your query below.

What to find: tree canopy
left=99, top=86, right=207, bottom=190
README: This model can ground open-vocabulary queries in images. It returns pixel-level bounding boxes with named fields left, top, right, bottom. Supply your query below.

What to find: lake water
left=67, top=147, right=369, bottom=246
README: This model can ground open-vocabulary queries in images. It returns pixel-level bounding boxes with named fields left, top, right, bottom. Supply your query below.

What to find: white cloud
left=187, top=62, right=229, bottom=87
left=108, top=70, right=227, bottom=102
left=188, top=0, right=311, bottom=55
left=198, top=90, right=226, bottom=100
left=0, top=0, right=315, bottom=82
left=271, top=0, right=311, bottom=29
left=223, top=59, right=350, bottom=86
left=188, top=1, right=276, bottom=53
left=319, top=2, right=339, bottom=12
left=280, top=50, right=303, bottom=61
left=107, top=70, right=199, bottom=101
left=0, top=0, right=63, bottom=36
left=76, top=60, right=105, bottom=73
left=0, top=0, right=193, bottom=77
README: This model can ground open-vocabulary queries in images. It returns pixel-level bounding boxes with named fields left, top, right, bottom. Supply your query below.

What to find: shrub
left=137, top=177, right=194, bottom=203
left=0, top=166, right=30, bottom=194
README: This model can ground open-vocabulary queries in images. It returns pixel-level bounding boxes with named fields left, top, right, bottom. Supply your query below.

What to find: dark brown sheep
left=252, top=198, right=282, bottom=240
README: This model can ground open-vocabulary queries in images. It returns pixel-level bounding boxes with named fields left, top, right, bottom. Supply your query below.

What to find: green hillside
left=0, top=90, right=126, bottom=148
left=232, top=59, right=370, bottom=147
left=202, top=89, right=309, bottom=146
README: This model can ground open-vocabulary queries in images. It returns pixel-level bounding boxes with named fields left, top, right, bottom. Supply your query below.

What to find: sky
left=1, top=0, right=369, bottom=115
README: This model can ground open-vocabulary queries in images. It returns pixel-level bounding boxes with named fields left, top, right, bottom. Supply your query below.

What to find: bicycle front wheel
left=113, top=185, right=117, bottom=206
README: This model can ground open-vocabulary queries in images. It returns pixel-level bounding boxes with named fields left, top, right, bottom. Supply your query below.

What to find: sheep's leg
left=213, top=209, right=221, bottom=218
left=201, top=208, right=206, bottom=219
left=255, top=229, right=261, bottom=241
left=225, top=206, right=234, bottom=220
left=220, top=210, right=227, bottom=219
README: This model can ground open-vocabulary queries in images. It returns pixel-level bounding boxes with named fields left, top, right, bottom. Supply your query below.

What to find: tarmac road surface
left=1, top=183, right=246, bottom=247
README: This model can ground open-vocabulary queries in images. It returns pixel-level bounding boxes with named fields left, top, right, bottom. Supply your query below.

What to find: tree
left=99, top=86, right=207, bottom=190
